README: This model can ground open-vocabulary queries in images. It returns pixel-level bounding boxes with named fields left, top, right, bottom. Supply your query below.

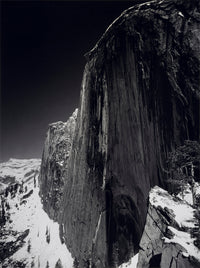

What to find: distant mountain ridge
left=0, top=158, right=41, bottom=193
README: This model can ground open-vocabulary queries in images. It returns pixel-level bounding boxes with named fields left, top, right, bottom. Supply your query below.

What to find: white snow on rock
left=149, top=186, right=195, bottom=228
left=149, top=185, right=200, bottom=263
left=0, top=158, right=74, bottom=268
left=178, top=11, right=184, bottom=17
left=119, top=253, right=138, bottom=268
left=164, top=226, right=200, bottom=262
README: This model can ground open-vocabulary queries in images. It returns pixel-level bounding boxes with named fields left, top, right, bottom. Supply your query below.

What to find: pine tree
left=27, top=239, right=31, bottom=253
left=46, top=226, right=51, bottom=243
left=166, top=140, right=200, bottom=196
left=166, top=140, right=200, bottom=249
left=55, top=259, right=63, bottom=268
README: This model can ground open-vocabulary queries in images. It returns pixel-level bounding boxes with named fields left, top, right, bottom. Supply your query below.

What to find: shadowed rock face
left=40, top=0, right=200, bottom=267
left=39, top=109, right=78, bottom=221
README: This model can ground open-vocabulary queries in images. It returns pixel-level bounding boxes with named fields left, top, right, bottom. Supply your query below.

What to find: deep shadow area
left=149, top=254, right=162, bottom=268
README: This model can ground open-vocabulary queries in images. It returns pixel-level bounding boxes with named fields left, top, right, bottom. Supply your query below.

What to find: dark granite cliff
left=39, top=0, right=200, bottom=267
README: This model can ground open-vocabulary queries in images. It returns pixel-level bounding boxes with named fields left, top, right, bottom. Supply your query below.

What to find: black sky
left=1, top=1, right=134, bottom=162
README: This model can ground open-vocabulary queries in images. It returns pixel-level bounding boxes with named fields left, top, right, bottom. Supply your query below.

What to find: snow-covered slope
left=0, top=158, right=74, bottom=268
left=151, top=186, right=200, bottom=262
left=137, top=185, right=200, bottom=268
left=119, top=254, right=138, bottom=268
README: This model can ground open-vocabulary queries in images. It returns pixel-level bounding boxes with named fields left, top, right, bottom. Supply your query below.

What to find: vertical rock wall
left=39, top=0, right=200, bottom=267
left=61, top=1, right=200, bottom=267
left=39, top=109, right=78, bottom=221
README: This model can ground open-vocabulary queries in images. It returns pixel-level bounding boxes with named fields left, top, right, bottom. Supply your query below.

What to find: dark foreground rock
left=39, top=0, right=200, bottom=267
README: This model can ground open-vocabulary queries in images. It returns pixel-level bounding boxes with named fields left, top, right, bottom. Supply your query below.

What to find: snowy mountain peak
left=0, top=158, right=41, bottom=193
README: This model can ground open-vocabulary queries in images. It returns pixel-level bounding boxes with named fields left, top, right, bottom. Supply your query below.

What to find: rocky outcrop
left=137, top=186, right=200, bottom=268
left=39, top=0, right=200, bottom=267
left=39, top=109, right=78, bottom=220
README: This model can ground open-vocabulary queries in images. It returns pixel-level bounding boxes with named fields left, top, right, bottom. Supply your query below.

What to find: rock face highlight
left=39, top=0, right=200, bottom=267
left=39, top=109, right=78, bottom=220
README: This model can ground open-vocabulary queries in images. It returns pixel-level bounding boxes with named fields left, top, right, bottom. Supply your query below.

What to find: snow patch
left=10, top=185, right=73, bottom=268
left=164, top=226, right=200, bottom=262
left=150, top=186, right=195, bottom=229
left=149, top=186, right=200, bottom=263
left=178, top=11, right=184, bottom=17
left=119, top=253, right=138, bottom=268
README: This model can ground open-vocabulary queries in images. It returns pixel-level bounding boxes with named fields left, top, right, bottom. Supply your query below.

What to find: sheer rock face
left=39, top=0, right=200, bottom=267
left=137, top=186, right=200, bottom=268
left=39, top=109, right=78, bottom=221
left=60, top=0, right=200, bottom=267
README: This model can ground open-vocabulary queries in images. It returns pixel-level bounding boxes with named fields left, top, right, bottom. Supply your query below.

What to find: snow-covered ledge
left=137, top=185, right=200, bottom=268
